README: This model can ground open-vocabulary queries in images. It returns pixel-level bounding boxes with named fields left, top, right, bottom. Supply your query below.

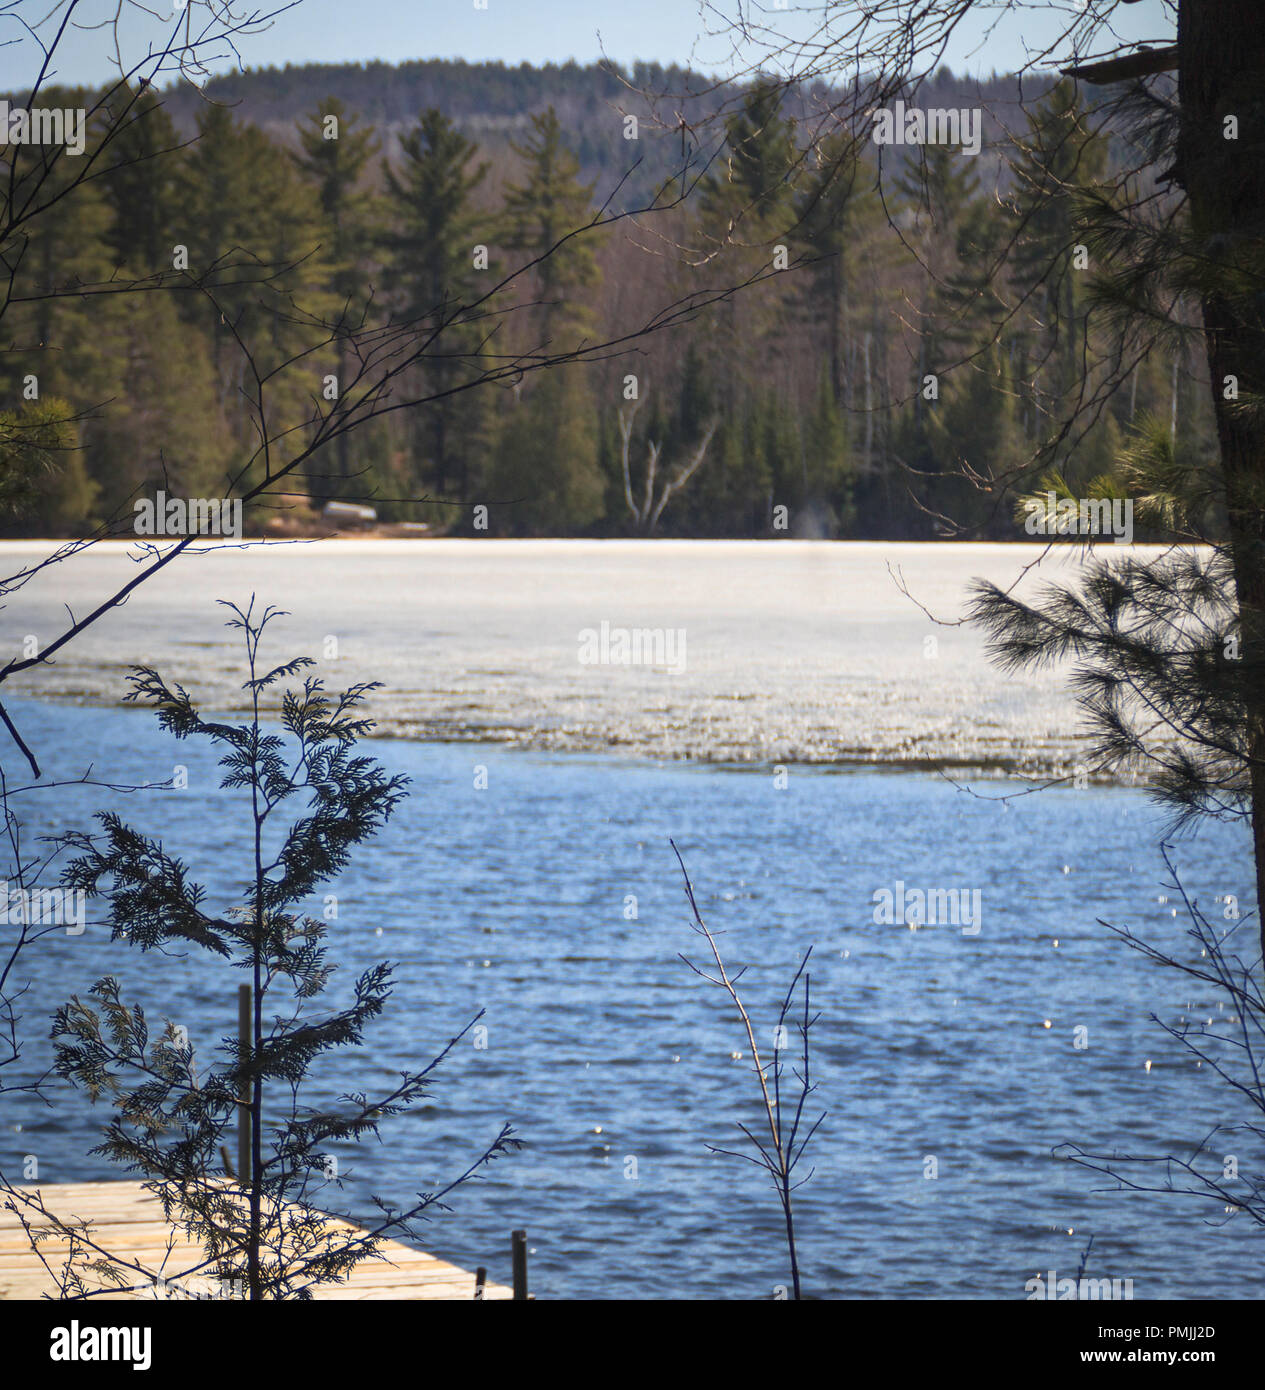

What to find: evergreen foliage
left=51, top=601, right=517, bottom=1298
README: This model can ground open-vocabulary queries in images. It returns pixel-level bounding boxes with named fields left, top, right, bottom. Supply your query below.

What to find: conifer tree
left=0, top=86, right=114, bottom=407
left=178, top=107, right=330, bottom=428
left=896, top=138, right=982, bottom=437
left=700, top=83, right=795, bottom=246
left=490, top=366, right=603, bottom=533
left=0, top=398, right=95, bottom=535
left=501, top=106, right=600, bottom=340
left=802, top=371, right=854, bottom=534
left=1005, top=78, right=1110, bottom=457
left=294, top=98, right=381, bottom=496
left=693, top=85, right=798, bottom=438
left=86, top=290, right=235, bottom=508
left=51, top=601, right=517, bottom=1298
left=381, top=109, right=492, bottom=504
left=794, top=136, right=883, bottom=410
left=175, top=105, right=263, bottom=366
left=98, top=85, right=184, bottom=276
left=383, top=110, right=487, bottom=330
left=494, top=108, right=604, bottom=526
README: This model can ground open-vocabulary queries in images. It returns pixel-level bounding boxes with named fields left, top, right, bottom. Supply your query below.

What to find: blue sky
left=0, top=0, right=1173, bottom=91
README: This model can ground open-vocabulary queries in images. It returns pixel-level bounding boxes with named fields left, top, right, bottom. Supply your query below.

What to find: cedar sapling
left=46, top=598, right=517, bottom=1299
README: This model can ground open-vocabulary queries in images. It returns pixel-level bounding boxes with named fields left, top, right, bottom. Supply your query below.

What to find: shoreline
left=0, top=535, right=1196, bottom=553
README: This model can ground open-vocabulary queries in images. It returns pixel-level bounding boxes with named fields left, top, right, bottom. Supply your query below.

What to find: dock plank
left=0, top=1182, right=512, bottom=1300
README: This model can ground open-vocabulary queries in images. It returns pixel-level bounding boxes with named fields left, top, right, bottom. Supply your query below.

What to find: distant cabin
left=322, top=500, right=377, bottom=528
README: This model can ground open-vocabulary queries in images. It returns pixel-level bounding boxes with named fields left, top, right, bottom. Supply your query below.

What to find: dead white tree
left=617, top=385, right=717, bottom=534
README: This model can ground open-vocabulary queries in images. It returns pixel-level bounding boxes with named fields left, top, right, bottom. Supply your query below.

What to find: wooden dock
left=0, top=1181, right=514, bottom=1300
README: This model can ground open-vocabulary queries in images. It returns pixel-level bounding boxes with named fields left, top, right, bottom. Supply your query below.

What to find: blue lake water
left=1, top=694, right=1256, bottom=1299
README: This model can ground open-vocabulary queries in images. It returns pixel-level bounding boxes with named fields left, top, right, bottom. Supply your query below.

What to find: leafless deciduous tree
left=673, top=840, right=825, bottom=1300
left=617, top=386, right=718, bottom=533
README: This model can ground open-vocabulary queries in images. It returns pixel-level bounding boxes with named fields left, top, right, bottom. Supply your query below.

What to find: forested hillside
left=0, top=59, right=1211, bottom=538
left=157, top=59, right=1029, bottom=206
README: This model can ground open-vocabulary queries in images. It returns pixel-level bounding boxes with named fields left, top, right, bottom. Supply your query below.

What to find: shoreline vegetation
left=0, top=60, right=1219, bottom=547
left=0, top=531, right=1205, bottom=546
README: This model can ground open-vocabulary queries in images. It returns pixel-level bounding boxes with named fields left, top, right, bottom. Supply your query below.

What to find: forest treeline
left=0, top=59, right=1215, bottom=539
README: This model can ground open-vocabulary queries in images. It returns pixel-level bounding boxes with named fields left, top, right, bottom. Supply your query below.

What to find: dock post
left=474, top=1266, right=487, bottom=1300
left=511, top=1229, right=528, bottom=1301
left=237, top=984, right=251, bottom=1185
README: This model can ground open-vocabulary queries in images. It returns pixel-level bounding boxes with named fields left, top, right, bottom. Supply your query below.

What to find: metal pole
left=237, top=984, right=251, bottom=1185
left=511, top=1229, right=528, bottom=1301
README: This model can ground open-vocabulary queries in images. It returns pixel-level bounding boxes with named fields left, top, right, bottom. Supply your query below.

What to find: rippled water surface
left=0, top=540, right=1256, bottom=1298
left=1, top=694, right=1256, bottom=1299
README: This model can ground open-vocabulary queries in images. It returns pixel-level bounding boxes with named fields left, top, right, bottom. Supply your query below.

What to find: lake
left=0, top=540, right=1256, bottom=1298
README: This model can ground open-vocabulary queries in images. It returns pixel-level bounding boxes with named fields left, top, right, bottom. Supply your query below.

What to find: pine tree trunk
left=1178, top=0, right=1265, bottom=959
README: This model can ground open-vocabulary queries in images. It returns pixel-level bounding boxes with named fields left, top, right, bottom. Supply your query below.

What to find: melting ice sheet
left=0, top=538, right=1178, bottom=775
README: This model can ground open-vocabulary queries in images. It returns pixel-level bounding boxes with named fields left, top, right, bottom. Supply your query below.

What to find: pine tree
left=294, top=98, right=381, bottom=497
left=970, top=60, right=1265, bottom=954
left=692, top=84, right=798, bottom=432
left=490, top=366, right=603, bottom=533
left=381, top=109, right=492, bottom=503
left=383, top=109, right=487, bottom=328
left=500, top=106, right=599, bottom=341
left=177, top=106, right=330, bottom=430
left=0, top=85, right=114, bottom=407
left=0, top=398, right=95, bottom=536
left=700, top=83, right=795, bottom=246
left=174, top=104, right=262, bottom=366
left=85, top=289, right=235, bottom=511
left=925, top=338, right=1022, bottom=530
left=794, top=136, right=884, bottom=409
left=98, top=85, right=184, bottom=276
left=1006, top=78, right=1110, bottom=452
left=493, top=109, right=605, bottom=526
left=897, top=137, right=982, bottom=433
left=802, top=371, right=853, bottom=534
